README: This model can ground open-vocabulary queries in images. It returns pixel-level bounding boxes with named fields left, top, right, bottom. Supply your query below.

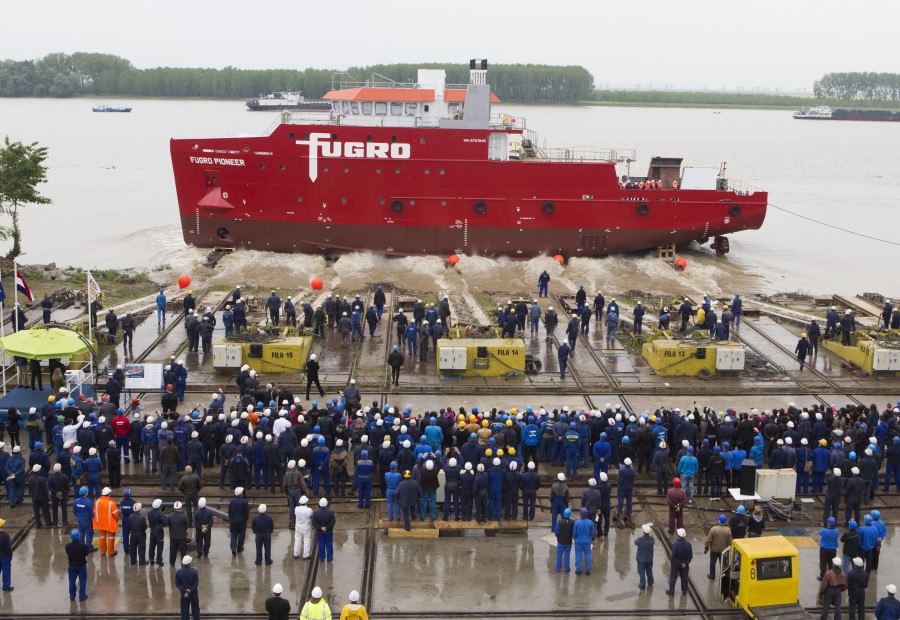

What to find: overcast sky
left=2, top=0, right=897, bottom=92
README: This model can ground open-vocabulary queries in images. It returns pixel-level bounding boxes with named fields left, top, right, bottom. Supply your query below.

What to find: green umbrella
left=0, top=328, right=91, bottom=360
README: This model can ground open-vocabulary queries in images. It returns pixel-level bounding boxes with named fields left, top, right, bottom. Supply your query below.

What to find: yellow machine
left=821, top=328, right=900, bottom=376
left=642, top=334, right=745, bottom=376
left=721, top=535, right=811, bottom=620
left=436, top=338, right=525, bottom=377
left=212, top=336, right=312, bottom=374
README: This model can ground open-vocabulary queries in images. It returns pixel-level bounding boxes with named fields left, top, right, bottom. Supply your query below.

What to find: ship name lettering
left=296, top=132, right=411, bottom=182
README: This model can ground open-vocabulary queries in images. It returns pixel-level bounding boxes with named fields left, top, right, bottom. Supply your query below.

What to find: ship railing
left=333, top=80, right=471, bottom=90
left=723, top=178, right=763, bottom=195
left=329, top=115, right=442, bottom=128
left=538, top=147, right=637, bottom=163
left=488, top=113, right=526, bottom=130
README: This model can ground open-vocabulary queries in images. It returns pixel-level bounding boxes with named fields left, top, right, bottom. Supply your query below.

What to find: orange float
left=177, top=275, right=191, bottom=289
left=674, top=257, right=688, bottom=271
left=448, top=254, right=460, bottom=266
left=310, top=276, right=324, bottom=290
left=553, top=254, right=564, bottom=265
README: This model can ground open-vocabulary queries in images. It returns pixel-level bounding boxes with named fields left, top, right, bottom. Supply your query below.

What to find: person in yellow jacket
left=339, top=590, right=368, bottom=620
left=299, top=586, right=331, bottom=620
left=92, top=487, right=119, bottom=556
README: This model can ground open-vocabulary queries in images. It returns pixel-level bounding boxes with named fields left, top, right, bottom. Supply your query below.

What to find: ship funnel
left=470, top=58, right=487, bottom=85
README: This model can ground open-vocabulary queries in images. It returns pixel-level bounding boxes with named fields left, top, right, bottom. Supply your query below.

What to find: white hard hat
left=235, top=487, right=244, bottom=496
left=311, top=586, right=323, bottom=599
left=676, top=528, right=686, bottom=538
left=152, top=499, right=162, bottom=509
left=182, top=555, right=193, bottom=565
left=319, top=498, right=328, bottom=507
left=273, top=583, right=284, bottom=595
left=258, top=504, right=267, bottom=513
left=642, top=524, right=652, bottom=534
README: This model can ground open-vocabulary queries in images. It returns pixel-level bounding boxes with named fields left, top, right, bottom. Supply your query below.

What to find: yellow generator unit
left=212, top=336, right=312, bottom=374
left=436, top=338, right=525, bottom=377
left=642, top=338, right=745, bottom=376
left=821, top=329, right=900, bottom=376
left=721, top=535, right=809, bottom=620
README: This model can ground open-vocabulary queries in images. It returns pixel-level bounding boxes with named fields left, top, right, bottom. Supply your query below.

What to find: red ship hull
left=170, top=123, right=767, bottom=258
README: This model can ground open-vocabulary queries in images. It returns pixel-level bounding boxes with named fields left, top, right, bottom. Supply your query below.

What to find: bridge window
left=448, top=102, right=461, bottom=117
left=341, top=102, right=350, bottom=114
left=375, top=102, right=387, bottom=116
left=405, top=103, right=418, bottom=116
left=390, top=102, right=403, bottom=116
left=361, top=102, right=373, bottom=115
left=350, top=102, right=359, bottom=115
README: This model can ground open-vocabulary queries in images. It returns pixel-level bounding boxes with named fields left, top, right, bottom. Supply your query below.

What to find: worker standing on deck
left=593, top=291, right=605, bottom=322
left=387, top=346, right=404, bottom=387
left=65, top=529, right=90, bottom=601
left=529, top=299, right=541, bottom=335
left=365, top=305, right=378, bottom=336
left=795, top=333, right=810, bottom=371
left=575, top=285, right=587, bottom=315
left=882, top=299, right=893, bottom=329
left=554, top=508, right=574, bottom=573
left=299, top=587, right=331, bottom=620
left=819, top=557, right=848, bottom=620
left=175, top=555, right=200, bottom=620
left=313, top=497, right=336, bottom=562
left=580, top=305, right=591, bottom=336
left=679, top=299, right=693, bottom=333
left=351, top=307, right=364, bottom=342
left=538, top=270, right=550, bottom=298
left=284, top=296, right=296, bottom=327
left=41, top=294, right=53, bottom=324
left=605, top=308, right=619, bottom=342
left=617, top=458, right=635, bottom=519
left=566, top=312, right=579, bottom=350
left=338, top=312, right=352, bottom=346
left=819, top=517, right=840, bottom=580
left=875, top=584, right=899, bottom=620
left=544, top=306, right=558, bottom=343
left=635, top=523, right=655, bottom=589
left=557, top=342, right=571, bottom=379
left=840, top=309, right=855, bottom=346
left=666, top=478, right=687, bottom=534
left=847, top=556, right=869, bottom=620
left=573, top=507, right=595, bottom=575
left=265, top=584, right=291, bottom=620
left=667, top=528, right=692, bottom=596
left=808, top=320, right=821, bottom=356
left=705, top=515, right=732, bottom=579
left=267, top=291, right=281, bottom=326
left=633, top=302, right=645, bottom=334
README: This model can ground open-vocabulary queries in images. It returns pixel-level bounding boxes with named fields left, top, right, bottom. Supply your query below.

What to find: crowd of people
left=2, top=370, right=900, bottom=617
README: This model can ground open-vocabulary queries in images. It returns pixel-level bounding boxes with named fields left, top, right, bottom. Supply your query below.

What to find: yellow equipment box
left=722, top=535, right=807, bottom=620
left=212, top=336, right=312, bottom=374
left=821, top=328, right=900, bottom=376
left=436, top=338, right=525, bottom=377
left=642, top=338, right=745, bottom=376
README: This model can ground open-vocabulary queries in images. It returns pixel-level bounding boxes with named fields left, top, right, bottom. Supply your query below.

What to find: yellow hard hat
left=497, top=449, right=505, bottom=456
left=650, top=416, right=657, bottom=423
left=458, top=421, right=466, bottom=428
left=187, top=290, right=193, bottom=294
left=802, top=333, right=808, bottom=338
left=506, top=420, right=513, bottom=427
left=469, top=415, right=477, bottom=423
left=482, top=420, right=489, bottom=427
left=510, top=408, right=517, bottom=415
left=457, top=414, right=465, bottom=421
left=485, top=449, right=493, bottom=457
left=508, top=447, right=516, bottom=455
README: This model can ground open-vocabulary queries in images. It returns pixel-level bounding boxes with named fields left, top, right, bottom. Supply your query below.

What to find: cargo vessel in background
left=93, top=104, right=132, bottom=113
left=245, top=91, right=331, bottom=111
left=171, top=60, right=768, bottom=258
left=793, top=105, right=900, bottom=122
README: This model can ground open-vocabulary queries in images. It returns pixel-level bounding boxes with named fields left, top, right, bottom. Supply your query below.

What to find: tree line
left=813, top=72, right=900, bottom=101
left=0, top=53, right=594, bottom=103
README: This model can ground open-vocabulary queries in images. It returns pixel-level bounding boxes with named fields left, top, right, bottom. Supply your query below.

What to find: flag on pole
left=88, top=271, right=102, bottom=297
left=15, top=270, right=34, bottom=302
left=0, top=279, right=5, bottom=305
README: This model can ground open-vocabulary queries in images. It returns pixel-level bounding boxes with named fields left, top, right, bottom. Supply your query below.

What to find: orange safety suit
left=93, top=495, right=120, bottom=556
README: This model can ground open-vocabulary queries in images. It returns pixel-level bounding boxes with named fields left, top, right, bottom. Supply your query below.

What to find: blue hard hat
left=827, top=517, right=836, bottom=526
left=311, top=401, right=318, bottom=407
left=579, top=507, right=588, bottom=516
left=718, top=514, right=727, bottom=524
left=714, top=446, right=721, bottom=452
left=314, top=426, right=321, bottom=433
left=528, top=416, right=535, bottom=423
left=393, top=345, right=398, bottom=351
left=687, top=446, right=694, bottom=453
left=317, top=437, right=325, bottom=445
left=563, top=508, right=572, bottom=517
left=79, top=486, right=88, bottom=495
left=623, top=436, right=630, bottom=443
left=569, top=422, right=576, bottom=428
left=489, top=438, right=496, bottom=444
left=256, top=402, right=264, bottom=410
left=472, top=407, right=478, bottom=413
left=269, top=400, right=276, bottom=407
left=848, top=520, right=858, bottom=529
left=849, top=451, right=857, bottom=460
left=872, top=510, right=881, bottom=519
left=894, top=437, right=900, bottom=444
left=702, top=438, right=709, bottom=445
left=736, top=505, right=745, bottom=515
left=430, top=417, right=436, bottom=424
left=34, top=441, right=42, bottom=448
left=526, top=406, right=533, bottom=413
left=361, top=450, right=368, bottom=458
left=419, top=436, right=427, bottom=443
left=123, top=489, right=131, bottom=497
left=833, top=443, right=841, bottom=450
left=723, top=442, right=730, bottom=450
left=470, top=433, right=477, bottom=440
left=117, top=408, right=124, bottom=414
left=390, top=461, right=397, bottom=469
left=560, top=414, right=567, bottom=421
left=70, top=530, right=81, bottom=541
left=864, top=514, right=872, bottom=523
left=600, top=432, right=607, bottom=440
left=67, top=398, right=74, bottom=405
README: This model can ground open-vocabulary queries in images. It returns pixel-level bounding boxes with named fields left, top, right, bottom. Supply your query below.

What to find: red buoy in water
left=310, top=276, right=324, bottom=290
left=177, top=275, right=191, bottom=289
left=448, top=254, right=460, bottom=266
left=675, top=257, right=688, bottom=271
left=553, top=254, right=564, bottom=265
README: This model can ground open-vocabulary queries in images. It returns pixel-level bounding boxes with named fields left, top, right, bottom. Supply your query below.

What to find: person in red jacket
left=111, top=409, right=132, bottom=465
left=666, top=477, right=688, bottom=534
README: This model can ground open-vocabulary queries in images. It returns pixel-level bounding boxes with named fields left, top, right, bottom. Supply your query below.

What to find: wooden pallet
left=387, top=527, right=439, bottom=539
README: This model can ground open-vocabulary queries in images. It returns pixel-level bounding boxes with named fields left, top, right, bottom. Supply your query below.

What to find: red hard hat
left=673, top=477, right=681, bottom=487
left=101, top=395, right=109, bottom=402
left=166, top=384, right=174, bottom=390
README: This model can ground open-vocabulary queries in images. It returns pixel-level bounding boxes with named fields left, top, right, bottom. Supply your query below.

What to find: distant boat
left=792, top=105, right=833, bottom=120
left=793, top=105, right=900, bottom=122
left=245, top=91, right=331, bottom=111
left=93, top=104, right=132, bottom=113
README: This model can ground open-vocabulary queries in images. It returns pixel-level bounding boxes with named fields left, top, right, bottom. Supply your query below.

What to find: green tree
left=0, top=136, right=51, bottom=259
